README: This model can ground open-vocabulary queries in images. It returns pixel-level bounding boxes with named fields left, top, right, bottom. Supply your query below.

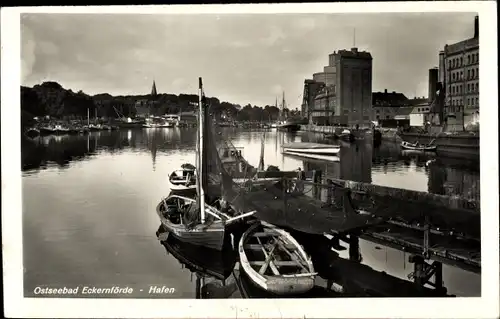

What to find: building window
left=472, top=69, right=475, bottom=78
left=467, top=98, right=470, bottom=106
left=459, top=85, right=462, bottom=93
left=452, top=59, right=455, bottom=68
left=460, top=71, right=463, bottom=79
left=448, top=60, right=451, bottom=69
left=467, top=69, right=470, bottom=79
left=376, top=115, right=380, bottom=119
left=476, top=97, right=479, bottom=105
left=476, top=67, right=479, bottom=78
left=467, top=83, right=470, bottom=92
left=467, top=55, right=470, bottom=64
left=471, top=98, right=474, bottom=106
left=471, top=54, right=475, bottom=63
left=452, top=73, right=455, bottom=81
left=476, top=53, right=479, bottom=62
left=385, top=115, right=390, bottom=119
left=460, top=57, right=463, bottom=66
left=475, top=83, right=478, bottom=92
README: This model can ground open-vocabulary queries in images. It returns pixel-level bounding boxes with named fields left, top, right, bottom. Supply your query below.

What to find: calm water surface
left=22, top=128, right=481, bottom=297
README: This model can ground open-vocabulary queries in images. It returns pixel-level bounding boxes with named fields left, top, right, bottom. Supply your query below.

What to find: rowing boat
left=238, top=221, right=317, bottom=295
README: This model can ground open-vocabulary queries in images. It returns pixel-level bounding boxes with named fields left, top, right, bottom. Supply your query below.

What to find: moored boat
left=168, top=163, right=197, bottom=191
left=238, top=221, right=317, bottom=295
left=155, top=77, right=256, bottom=251
left=400, top=141, right=437, bottom=152
left=282, top=142, right=340, bottom=156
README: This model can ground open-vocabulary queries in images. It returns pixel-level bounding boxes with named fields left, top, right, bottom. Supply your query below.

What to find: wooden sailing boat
left=156, top=77, right=255, bottom=251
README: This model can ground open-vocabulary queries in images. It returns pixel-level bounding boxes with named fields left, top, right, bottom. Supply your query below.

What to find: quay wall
left=328, top=177, right=480, bottom=213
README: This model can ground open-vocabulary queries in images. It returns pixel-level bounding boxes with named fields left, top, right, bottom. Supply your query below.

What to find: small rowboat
left=238, top=221, right=317, bottom=295
left=401, top=141, right=437, bottom=152
left=168, top=163, right=197, bottom=191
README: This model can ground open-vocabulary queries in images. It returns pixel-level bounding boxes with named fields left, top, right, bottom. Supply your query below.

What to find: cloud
left=20, top=12, right=478, bottom=106
left=21, top=26, right=36, bottom=82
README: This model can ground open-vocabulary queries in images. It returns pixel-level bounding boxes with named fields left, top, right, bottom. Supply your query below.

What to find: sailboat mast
left=198, top=77, right=206, bottom=223
left=87, top=107, right=90, bottom=126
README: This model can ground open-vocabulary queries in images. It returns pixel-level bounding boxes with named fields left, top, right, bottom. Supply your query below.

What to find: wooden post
left=348, top=235, right=361, bottom=263
left=282, top=177, right=288, bottom=220
left=312, top=170, right=322, bottom=199
left=326, top=179, right=334, bottom=206
left=434, top=261, right=444, bottom=291
left=423, top=215, right=430, bottom=259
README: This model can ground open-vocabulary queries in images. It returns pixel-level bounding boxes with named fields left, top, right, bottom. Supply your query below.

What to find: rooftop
left=333, top=48, right=372, bottom=60
left=372, top=90, right=409, bottom=107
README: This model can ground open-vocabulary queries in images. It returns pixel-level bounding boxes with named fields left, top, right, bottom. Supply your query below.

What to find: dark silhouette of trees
left=20, top=81, right=304, bottom=127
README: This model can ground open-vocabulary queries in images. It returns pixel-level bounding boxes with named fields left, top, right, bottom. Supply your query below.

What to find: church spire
left=151, top=80, right=157, bottom=96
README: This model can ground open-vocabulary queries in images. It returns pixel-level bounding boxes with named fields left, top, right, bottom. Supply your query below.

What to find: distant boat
left=401, top=141, right=437, bottom=152
left=276, top=120, right=301, bottom=132
left=238, top=221, right=317, bottom=295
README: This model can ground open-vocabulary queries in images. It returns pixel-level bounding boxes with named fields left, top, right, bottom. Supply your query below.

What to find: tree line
left=21, top=81, right=304, bottom=126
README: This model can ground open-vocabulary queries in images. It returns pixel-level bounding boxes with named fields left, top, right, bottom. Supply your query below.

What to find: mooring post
left=348, top=235, right=361, bottom=263
left=282, top=177, right=288, bottom=220
left=434, top=261, right=444, bottom=291
left=411, top=255, right=425, bottom=286
left=326, top=179, right=334, bottom=206
left=312, top=170, right=322, bottom=199
left=423, top=215, right=430, bottom=259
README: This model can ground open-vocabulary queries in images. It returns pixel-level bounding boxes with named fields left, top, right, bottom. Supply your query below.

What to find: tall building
left=305, top=47, right=372, bottom=127
left=332, top=48, right=373, bottom=127
left=438, top=15, right=479, bottom=131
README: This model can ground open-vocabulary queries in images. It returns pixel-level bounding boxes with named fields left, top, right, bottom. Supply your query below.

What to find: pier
left=245, top=171, right=481, bottom=275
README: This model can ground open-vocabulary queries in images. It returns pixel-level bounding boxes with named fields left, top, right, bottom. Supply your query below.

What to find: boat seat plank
left=244, top=244, right=297, bottom=251
left=275, top=238, right=310, bottom=272
left=256, top=237, right=280, bottom=276
left=252, top=231, right=281, bottom=237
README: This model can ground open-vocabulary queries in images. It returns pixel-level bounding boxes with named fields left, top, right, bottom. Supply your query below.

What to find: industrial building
left=438, top=15, right=479, bottom=131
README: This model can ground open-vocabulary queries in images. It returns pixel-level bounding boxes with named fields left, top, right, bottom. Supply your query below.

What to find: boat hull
left=282, top=151, right=340, bottom=162
left=277, top=124, right=301, bottom=132
left=168, top=180, right=197, bottom=191
left=282, top=147, right=340, bottom=156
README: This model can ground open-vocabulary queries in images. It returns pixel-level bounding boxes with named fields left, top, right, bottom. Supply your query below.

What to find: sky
left=21, top=12, right=477, bottom=107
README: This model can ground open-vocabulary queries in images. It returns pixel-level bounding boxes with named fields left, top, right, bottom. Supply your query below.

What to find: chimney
left=474, top=15, right=479, bottom=38
left=428, top=68, right=438, bottom=103
left=384, top=89, right=388, bottom=94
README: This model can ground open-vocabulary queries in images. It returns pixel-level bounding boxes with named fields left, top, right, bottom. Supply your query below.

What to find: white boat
left=168, top=163, right=197, bottom=191
left=281, top=142, right=340, bottom=156
left=238, top=221, right=317, bottom=295
left=400, top=141, right=437, bottom=152
left=282, top=151, right=340, bottom=162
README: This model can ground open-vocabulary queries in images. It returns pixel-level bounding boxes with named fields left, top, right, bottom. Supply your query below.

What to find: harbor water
left=22, top=128, right=481, bottom=298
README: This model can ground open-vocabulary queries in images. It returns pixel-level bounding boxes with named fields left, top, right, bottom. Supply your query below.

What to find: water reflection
left=21, top=128, right=480, bottom=298
left=157, top=225, right=479, bottom=297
